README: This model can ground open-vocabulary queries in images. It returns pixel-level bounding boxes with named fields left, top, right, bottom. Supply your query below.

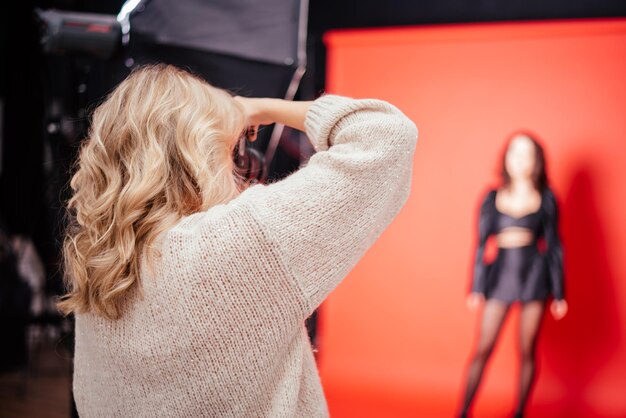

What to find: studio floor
left=0, top=326, right=73, bottom=418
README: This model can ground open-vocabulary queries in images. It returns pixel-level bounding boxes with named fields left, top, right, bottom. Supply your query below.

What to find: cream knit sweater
left=73, top=94, right=418, bottom=417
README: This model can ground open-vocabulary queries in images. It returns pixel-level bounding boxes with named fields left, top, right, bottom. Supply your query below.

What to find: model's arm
left=233, top=94, right=418, bottom=316
left=468, top=191, right=495, bottom=309
left=543, top=190, right=568, bottom=319
left=544, top=190, right=565, bottom=300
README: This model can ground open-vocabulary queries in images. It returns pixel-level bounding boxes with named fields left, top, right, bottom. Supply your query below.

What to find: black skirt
left=485, top=245, right=550, bottom=303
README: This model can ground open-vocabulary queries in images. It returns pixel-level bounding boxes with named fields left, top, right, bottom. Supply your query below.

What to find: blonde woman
left=59, top=64, right=418, bottom=417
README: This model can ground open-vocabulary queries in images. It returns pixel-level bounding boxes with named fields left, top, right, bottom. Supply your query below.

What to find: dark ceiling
left=308, top=0, right=626, bottom=31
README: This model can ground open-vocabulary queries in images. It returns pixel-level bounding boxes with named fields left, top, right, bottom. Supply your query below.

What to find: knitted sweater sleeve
left=236, top=94, right=418, bottom=316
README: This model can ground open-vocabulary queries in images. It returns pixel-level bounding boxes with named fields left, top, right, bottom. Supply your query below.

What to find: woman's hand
left=550, top=299, right=568, bottom=320
left=466, top=292, right=484, bottom=311
left=233, top=96, right=274, bottom=142
left=233, top=96, right=313, bottom=142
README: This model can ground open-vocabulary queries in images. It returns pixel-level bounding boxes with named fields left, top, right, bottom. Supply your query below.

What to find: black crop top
left=494, top=205, right=543, bottom=235
left=472, top=188, right=565, bottom=300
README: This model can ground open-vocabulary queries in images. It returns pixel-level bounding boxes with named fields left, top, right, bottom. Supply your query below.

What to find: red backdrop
left=316, top=19, right=626, bottom=418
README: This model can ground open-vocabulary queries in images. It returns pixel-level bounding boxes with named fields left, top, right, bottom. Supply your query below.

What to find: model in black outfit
left=459, top=132, right=568, bottom=418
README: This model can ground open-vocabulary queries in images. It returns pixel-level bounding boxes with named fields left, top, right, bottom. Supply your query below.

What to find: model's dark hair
left=501, top=130, right=548, bottom=192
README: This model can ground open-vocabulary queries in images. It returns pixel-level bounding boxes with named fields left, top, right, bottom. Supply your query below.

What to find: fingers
left=246, top=125, right=259, bottom=142
left=234, top=97, right=261, bottom=141
left=466, top=293, right=484, bottom=311
left=551, top=300, right=568, bottom=320
left=233, top=96, right=269, bottom=127
left=550, top=303, right=558, bottom=319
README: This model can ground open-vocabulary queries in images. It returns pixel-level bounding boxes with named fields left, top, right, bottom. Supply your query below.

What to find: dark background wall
left=308, top=0, right=626, bottom=92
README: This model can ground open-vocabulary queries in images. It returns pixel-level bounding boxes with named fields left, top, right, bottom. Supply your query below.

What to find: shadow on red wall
left=540, top=163, right=620, bottom=417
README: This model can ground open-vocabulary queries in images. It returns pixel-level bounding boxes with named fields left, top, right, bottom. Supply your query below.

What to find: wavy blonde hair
left=58, top=64, right=246, bottom=320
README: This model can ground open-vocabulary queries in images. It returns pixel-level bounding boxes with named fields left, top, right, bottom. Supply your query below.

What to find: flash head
left=35, top=8, right=122, bottom=59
